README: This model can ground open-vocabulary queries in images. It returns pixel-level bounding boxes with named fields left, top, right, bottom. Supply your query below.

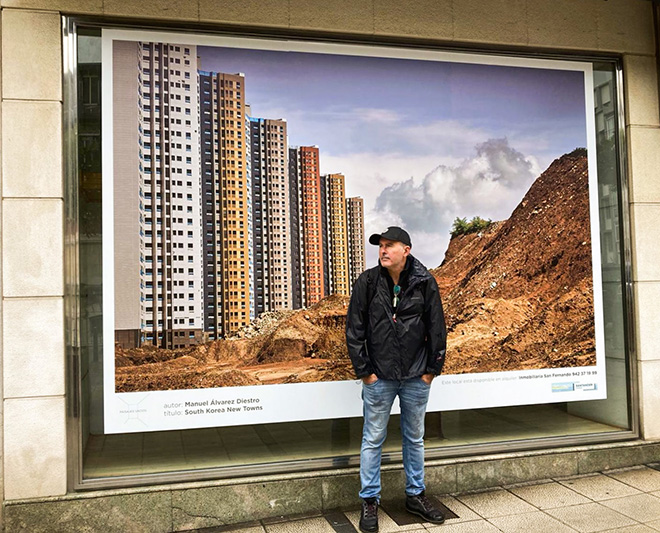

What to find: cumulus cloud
left=370, top=138, right=541, bottom=267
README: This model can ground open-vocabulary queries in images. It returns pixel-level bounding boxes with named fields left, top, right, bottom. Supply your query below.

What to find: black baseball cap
left=368, top=226, right=412, bottom=247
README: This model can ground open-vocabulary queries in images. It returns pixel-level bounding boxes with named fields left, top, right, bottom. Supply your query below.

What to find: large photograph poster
left=102, top=29, right=605, bottom=434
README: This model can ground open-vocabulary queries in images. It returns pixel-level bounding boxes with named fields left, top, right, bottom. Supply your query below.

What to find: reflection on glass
left=75, top=34, right=631, bottom=481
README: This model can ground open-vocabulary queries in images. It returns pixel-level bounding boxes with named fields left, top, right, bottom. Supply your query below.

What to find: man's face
left=379, top=237, right=410, bottom=270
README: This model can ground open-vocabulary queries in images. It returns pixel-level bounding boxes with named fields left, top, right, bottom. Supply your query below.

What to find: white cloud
left=371, top=138, right=540, bottom=267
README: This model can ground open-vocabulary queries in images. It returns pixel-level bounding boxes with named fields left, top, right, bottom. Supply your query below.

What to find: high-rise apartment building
left=289, top=146, right=324, bottom=307
left=288, top=148, right=305, bottom=309
left=346, top=196, right=366, bottom=289
left=319, top=174, right=331, bottom=297
left=249, top=117, right=292, bottom=316
left=323, top=174, right=351, bottom=296
left=114, top=41, right=204, bottom=349
left=199, top=70, right=251, bottom=338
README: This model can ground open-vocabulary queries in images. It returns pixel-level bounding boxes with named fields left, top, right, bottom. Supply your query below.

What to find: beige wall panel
left=639, top=360, right=660, bottom=439
left=103, top=0, right=199, bottom=21
left=0, top=0, right=101, bottom=14
left=2, top=199, right=63, bottom=297
left=628, top=127, right=660, bottom=203
left=200, top=0, right=289, bottom=27
left=596, top=0, right=655, bottom=55
left=2, top=100, right=62, bottom=198
left=4, top=397, right=66, bottom=499
left=527, top=0, right=599, bottom=50
left=454, top=0, right=527, bottom=46
left=624, top=55, right=660, bottom=128
left=290, top=0, right=374, bottom=34
left=374, top=0, right=452, bottom=39
left=634, top=282, right=660, bottom=362
left=630, top=204, right=660, bottom=282
left=3, top=297, right=64, bottom=397
left=1, top=9, right=61, bottom=101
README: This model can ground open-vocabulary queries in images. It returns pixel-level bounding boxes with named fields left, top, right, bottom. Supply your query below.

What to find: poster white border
left=102, top=28, right=606, bottom=434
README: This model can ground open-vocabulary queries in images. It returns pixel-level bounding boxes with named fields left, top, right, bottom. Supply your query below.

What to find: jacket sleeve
left=345, top=272, right=375, bottom=379
left=423, top=276, right=447, bottom=375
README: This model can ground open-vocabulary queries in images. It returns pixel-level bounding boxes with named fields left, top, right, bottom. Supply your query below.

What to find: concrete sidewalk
left=194, top=463, right=660, bottom=532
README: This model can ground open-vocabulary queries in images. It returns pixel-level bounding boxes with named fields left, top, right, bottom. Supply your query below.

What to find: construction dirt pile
left=431, top=149, right=596, bottom=374
left=116, top=294, right=353, bottom=391
left=116, top=149, right=596, bottom=391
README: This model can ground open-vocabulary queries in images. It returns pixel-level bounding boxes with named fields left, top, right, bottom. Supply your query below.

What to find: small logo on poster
left=575, top=383, right=597, bottom=391
left=552, top=382, right=575, bottom=392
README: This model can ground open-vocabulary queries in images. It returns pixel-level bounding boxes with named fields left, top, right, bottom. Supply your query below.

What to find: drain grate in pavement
left=381, top=495, right=458, bottom=526
left=324, top=510, right=359, bottom=532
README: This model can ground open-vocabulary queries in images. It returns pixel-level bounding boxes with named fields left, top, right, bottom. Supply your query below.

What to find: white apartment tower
left=135, top=42, right=204, bottom=348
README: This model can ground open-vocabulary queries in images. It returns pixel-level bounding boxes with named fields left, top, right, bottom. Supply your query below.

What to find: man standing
left=346, top=226, right=447, bottom=532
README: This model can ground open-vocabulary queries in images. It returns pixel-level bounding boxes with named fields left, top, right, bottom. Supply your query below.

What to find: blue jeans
left=359, top=377, right=431, bottom=500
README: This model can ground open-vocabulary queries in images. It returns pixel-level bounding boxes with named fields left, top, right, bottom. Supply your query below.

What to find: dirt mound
left=116, top=366, right=259, bottom=392
left=253, top=294, right=350, bottom=364
left=435, top=150, right=596, bottom=374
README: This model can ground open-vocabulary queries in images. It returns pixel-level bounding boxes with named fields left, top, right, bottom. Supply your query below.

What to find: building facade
left=198, top=70, right=251, bottom=337
left=346, top=196, right=366, bottom=289
left=249, top=116, right=292, bottom=316
left=114, top=41, right=205, bottom=349
left=1, top=2, right=660, bottom=531
left=324, top=173, right=351, bottom=296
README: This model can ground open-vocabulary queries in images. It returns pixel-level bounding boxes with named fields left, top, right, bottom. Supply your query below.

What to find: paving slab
left=456, top=488, right=537, bottom=518
left=509, top=480, right=591, bottom=509
left=558, top=473, right=642, bottom=501
left=264, top=516, right=336, bottom=532
left=545, top=502, right=638, bottom=532
left=487, top=510, right=578, bottom=532
left=432, top=495, right=482, bottom=523
left=599, top=493, right=660, bottom=523
left=647, top=518, right=660, bottom=531
left=603, top=525, right=659, bottom=533
left=606, top=467, right=660, bottom=492
left=426, top=519, right=500, bottom=532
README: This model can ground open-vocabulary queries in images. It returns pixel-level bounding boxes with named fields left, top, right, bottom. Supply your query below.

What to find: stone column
left=1, top=9, right=67, bottom=500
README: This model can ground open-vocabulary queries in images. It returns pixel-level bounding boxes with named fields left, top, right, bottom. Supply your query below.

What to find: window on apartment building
left=71, top=27, right=634, bottom=489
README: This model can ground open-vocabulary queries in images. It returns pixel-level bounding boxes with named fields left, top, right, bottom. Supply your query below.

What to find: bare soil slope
left=432, top=149, right=595, bottom=374
left=116, top=150, right=596, bottom=391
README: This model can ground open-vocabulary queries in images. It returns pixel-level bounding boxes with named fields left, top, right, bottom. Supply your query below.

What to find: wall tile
left=628, top=127, right=660, bottom=203
left=639, top=360, right=660, bottom=439
left=0, top=0, right=102, bottom=14
left=4, top=397, right=66, bottom=499
left=597, top=0, right=655, bottom=55
left=103, top=0, right=199, bottom=21
left=199, top=0, right=289, bottom=27
left=2, top=100, right=62, bottom=198
left=172, top=478, right=323, bottom=530
left=630, top=204, right=660, bottom=282
left=527, top=0, right=599, bottom=50
left=4, top=492, right=172, bottom=533
left=3, top=297, right=64, bottom=397
left=1, top=9, right=62, bottom=101
left=374, top=0, right=452, bottom=39
left=624, top=56, right=660, bottom=128
left=290, top=0, right=374, bottom=34
left=2, top=199, right=63, bottom=297
left=456, top=453, right=578, bottom=492
left=635, top=282, right=660, bottom=362
left=454, top=0, right=527, bottom=46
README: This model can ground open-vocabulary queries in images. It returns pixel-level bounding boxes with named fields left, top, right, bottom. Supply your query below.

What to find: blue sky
left=199, top=45, right=588, bottom=267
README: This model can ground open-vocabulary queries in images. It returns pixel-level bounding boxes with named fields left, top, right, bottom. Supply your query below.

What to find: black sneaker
left=405, top=491, right=445, bottom=524
left=359, top=497, right=379, bottom=532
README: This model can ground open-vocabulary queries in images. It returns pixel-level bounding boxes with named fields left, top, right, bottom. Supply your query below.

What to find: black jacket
left=346, top=255, right=447, bottom=380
